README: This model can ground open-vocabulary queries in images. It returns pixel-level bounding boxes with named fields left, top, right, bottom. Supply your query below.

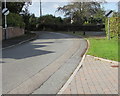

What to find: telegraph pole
left=4, top=0, right=7, bottom=40
left=40, top=0, right=42, bottom=17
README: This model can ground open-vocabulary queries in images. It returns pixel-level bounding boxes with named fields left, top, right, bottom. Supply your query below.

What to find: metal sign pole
left=108, top=17, right=110, bottom=40
left=4, top=0, right=7, bottom=40
left=105, top=10, right=113, bottom=40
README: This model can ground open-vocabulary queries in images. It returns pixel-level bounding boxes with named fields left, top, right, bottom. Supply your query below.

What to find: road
left=2, top=32, right=87, bottom=94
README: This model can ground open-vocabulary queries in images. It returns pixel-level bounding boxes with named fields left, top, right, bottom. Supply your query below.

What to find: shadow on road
left=2, top=41, right=55, bottom=59
left=2, top=32, right=81, bottom=60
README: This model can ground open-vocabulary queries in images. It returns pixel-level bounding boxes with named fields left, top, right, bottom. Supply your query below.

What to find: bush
left=37, top=24, right=104, bottom=31
left=6, top=13, right=25, bottom=28
left=105, top=17, right=120, bottom=38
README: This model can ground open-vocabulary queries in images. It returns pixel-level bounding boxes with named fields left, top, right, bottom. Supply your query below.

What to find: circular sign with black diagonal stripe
left=2, top=8, right=9, bottom=15
left=105, top=10, right=113, bottom=18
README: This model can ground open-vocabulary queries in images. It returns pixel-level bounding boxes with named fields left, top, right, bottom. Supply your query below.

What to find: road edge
left=57, top=39, right=89, bottom=94
left=87, top=55, right=119, bottom=66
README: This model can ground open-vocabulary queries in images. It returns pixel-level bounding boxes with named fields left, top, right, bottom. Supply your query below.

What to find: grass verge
left=87, top=38, right=119, bottom=62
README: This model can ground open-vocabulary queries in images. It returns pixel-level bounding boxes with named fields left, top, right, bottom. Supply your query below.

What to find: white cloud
left=53, top=4, right=59, bottom=9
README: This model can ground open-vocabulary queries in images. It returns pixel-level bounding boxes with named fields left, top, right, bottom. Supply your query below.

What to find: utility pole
left=4, top=0, right=7, bottom=40
left=40, top=0, right=42, bottom=17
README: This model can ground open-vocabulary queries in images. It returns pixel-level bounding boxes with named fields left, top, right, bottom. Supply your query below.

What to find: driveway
left=2, top=32, right=87, bottom=94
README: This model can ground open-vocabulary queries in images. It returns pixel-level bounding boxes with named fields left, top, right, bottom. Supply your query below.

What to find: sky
left=28, top=1, right=119, bottom=18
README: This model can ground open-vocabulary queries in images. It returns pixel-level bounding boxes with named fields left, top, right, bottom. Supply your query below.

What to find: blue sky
left=28, top=2, right=118, bottom=18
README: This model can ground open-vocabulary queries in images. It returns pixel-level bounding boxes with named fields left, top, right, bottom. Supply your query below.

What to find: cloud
left=53, top=4, right=59, bottom=9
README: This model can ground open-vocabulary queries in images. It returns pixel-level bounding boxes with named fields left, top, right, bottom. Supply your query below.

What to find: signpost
left=105, top=10, right=114, bottom=40
left=2, top=0, right=9, bottom=40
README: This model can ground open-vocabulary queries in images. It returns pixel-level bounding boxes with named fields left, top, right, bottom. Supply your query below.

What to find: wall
left=2, top=27, right=24, bottom=40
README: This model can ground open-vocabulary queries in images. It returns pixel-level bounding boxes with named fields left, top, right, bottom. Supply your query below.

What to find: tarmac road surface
left=2, top=32, right=87, bottom=94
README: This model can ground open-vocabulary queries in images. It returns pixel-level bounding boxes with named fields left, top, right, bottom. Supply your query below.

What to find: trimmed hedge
left=37, top=24, right=105, bottom=31
left=105, top=17, right=120, bottom=38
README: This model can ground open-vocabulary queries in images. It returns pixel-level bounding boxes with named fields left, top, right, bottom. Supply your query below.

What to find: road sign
left=2, top=8, right=9, bottom=15
left=105, top=10, right=113, bottom=17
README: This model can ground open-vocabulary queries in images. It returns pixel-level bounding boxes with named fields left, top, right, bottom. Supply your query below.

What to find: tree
left=29, top=14, right=38, bottom=31
left=2, top=2, right=25, bottom=14
left=38, top=15, right=63, bottom=25
left=118, top=1, right=120, bottom=13
left=57, top=2, right=105, bottom=24
left=2, top=1, right=32, bottom=31
left=2, top=1, right=31, bottom=14
left=37, top=14, right=63, bottom=31
left=7, top=13, right=25, bottom=28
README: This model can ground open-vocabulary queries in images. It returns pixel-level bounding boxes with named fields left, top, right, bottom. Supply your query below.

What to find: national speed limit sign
left=2, top=8, right=10, bottom=15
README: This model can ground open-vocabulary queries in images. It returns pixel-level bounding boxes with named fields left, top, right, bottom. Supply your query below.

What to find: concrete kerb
left=2, top=33, right=37, bottom=50
left=57, top=39, right=89, bottom=94
left=89, top=55, right=119, bottom=66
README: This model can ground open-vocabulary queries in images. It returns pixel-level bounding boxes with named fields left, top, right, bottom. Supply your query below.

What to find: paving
left=62, top=55, right=118, bottom=95
left=2, top=32, right=87, bottom=94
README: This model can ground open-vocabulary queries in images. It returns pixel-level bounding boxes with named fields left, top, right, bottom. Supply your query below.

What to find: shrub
left=105, top=17, right=120, bottom=39
left=6, top=13, right=25, bottom=28
left=37, top=24, right=104, bottom=31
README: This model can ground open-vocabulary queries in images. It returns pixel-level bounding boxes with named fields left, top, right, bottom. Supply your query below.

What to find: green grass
left=87, top=38, right=119, bottom=62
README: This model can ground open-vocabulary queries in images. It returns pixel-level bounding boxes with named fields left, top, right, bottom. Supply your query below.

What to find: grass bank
left=87, top=38, right=119, bottom=62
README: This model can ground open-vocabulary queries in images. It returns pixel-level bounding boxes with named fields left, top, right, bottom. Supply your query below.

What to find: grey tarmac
left=2, top=32, right=87, bottom=94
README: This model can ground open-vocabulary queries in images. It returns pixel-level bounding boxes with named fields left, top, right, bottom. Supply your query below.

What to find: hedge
left=37, top=24, right=105, bottom=32
left=105, top=17, right=120, bottom=39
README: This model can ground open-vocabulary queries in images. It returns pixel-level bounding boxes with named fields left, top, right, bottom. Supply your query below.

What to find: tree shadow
left=2, top=32, right=81, bottom=60
left=2, top=42, right=55, bottom=59
left=0, top=61, right=5, bottom=63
